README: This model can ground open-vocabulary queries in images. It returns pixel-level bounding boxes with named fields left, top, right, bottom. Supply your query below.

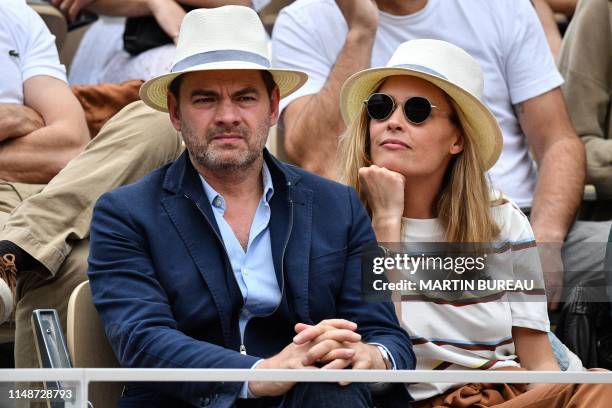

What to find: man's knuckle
left=322, top=339, right=333, bottom=348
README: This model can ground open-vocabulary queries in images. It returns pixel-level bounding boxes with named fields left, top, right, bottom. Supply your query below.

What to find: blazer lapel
left=265, top=151, right=314, bottom=324
left=284, top=185, right=313, bottom=324
left=161, top=154, right=238, bottom=346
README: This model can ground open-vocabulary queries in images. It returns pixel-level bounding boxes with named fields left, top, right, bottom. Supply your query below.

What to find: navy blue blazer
left=88, top=150, right=415, bottom=407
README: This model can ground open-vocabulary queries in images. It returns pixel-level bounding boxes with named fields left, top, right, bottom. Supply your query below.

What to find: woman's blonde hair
left=338, top=86, right=501, bottom=243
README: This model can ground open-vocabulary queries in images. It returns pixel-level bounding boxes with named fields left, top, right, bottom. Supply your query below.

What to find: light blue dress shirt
left=199, top=163, right=395, bottom=398
left=199, top=163, right=280, bottom=398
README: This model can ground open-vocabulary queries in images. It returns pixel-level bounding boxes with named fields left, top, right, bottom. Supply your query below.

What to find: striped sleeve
left=500, top=203, right=549, bottom=332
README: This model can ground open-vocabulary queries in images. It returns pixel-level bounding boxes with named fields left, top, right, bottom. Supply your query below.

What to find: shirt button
left=213, top=197, right=222, bottom=207
left=242, top=268, right=249, bottom=276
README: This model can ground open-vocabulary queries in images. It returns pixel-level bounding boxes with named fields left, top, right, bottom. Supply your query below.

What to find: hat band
left=391, top=64, right=447, bottom=80
left=171, top=49, right=271, bottom=73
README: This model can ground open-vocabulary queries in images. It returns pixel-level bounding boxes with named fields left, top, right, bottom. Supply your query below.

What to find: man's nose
left=214, top=98, right=241, bottom=127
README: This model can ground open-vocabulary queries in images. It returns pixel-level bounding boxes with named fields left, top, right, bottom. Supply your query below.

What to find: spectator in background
left=0, top=0, right=270, bottom=375
left=59, top=0, right=269, bottom=85
left=0, top=0, right=183, bottom=372
left=0, top=0, right=88, bottom=322
left=0, top=0, right=268, bottom=372
left=1, top=98, right=182, bottom=371
left=558, top=0, right=612, bottom=217
left=271, top=0, right=611, bottom=311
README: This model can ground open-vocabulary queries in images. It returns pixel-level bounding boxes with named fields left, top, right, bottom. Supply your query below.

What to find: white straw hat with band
left=140, top=5, right=308, bottom=112
left=340, top=39, right=503, bottom=171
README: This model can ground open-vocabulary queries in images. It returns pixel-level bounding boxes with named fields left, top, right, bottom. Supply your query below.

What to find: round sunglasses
left=364, top=93, right=451, bottom=124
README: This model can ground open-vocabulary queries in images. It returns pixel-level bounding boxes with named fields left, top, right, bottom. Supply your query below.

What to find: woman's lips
left=380, top=138, right=411, bottom=150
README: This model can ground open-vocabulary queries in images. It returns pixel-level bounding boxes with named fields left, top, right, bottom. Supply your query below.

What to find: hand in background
left=51, top=0, right=95, bottom=22
left=147, top=0, right=186, bottom=43
left=335, top=0, right=379, bottom=37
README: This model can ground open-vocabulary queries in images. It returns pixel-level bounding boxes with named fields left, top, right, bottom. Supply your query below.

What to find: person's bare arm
left=148, top=0, right=186, bottom=41
left=545, top=0, right=577, bottom=16
left=517, top=89, right=585, bottom=309
left=513, top=327, right=559, bottom=389
left=518, top=88, right=585, bottom=243
left=52, top=0, right=147, bottom=22
left=0, top=75, right=89, bottom=183
left=177, top=0, right=251, bottom=8
left=54, top=0, right=251, bottom=22
left=533, top=0, right=562, bottom=60
left=0, top=104, right=44, bottom=142
left=84, top=0, right=251, bottom=17
left=282, top=0, right=378, bottom=179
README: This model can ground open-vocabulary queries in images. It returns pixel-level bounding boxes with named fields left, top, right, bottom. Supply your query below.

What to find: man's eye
left=238, top=96, right=256, bottom=102
left=194, top=97, right=215, bottom=104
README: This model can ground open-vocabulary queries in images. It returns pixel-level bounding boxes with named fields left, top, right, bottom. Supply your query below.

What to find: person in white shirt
left=339, top=38, right=612, bottom=407
left=0, top=0, right=88, bottom=322
left=60, top=0, right=271, bottom=85
left=272, top=0, right=612, bottom=311
left=0, top=0, right=88, bottom=183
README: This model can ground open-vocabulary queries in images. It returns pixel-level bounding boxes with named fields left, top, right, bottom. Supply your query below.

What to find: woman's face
left=368, top=76, right=463, bottom=179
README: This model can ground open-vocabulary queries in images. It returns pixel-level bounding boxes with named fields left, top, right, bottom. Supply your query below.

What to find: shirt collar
left=199, top=162, right=275, bottom=212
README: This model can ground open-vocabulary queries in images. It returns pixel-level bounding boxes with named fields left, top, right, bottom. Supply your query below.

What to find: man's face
left=168, top=70, right=280, bottom=173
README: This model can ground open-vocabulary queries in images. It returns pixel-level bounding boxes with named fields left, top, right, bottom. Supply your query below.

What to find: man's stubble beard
left=182, top=122, right=269, bottom=173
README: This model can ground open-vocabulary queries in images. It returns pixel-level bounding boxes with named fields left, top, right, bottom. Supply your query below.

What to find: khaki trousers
left=1, top=100, right=183, bottom=371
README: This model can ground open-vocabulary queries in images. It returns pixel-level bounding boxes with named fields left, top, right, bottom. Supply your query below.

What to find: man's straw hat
left=140, top=6, right=307, bottom=112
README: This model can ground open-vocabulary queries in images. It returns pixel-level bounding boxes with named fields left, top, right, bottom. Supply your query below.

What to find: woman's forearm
left=513, top=326, right=560, bottom=371
left=372, top=216, right=401, bottom=242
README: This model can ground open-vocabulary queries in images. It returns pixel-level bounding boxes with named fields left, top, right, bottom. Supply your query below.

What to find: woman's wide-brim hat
left=340, top=39, right=503, bottom=171
left=140, top=6, right=307, bottom=112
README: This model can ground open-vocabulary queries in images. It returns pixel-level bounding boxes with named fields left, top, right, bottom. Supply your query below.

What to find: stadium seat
left=67, top=281, right=121, bottom=408
left=33, top=281, right=121, bottom=408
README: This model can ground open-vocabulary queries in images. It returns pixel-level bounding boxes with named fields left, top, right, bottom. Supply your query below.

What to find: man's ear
left=450, top=129, right=464, bottom=155
left=167, top=92, right=182, bottom=131
left=269, top=86, right=281, bottom=127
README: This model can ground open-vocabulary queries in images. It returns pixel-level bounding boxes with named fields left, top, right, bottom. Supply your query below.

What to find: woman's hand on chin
left=359, top=165, right=405, bottom=242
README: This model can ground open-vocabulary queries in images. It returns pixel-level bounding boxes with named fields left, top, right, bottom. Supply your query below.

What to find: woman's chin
left=372, top=159, right=410, bottom=175
left=373, top=161, right=436, bottom=180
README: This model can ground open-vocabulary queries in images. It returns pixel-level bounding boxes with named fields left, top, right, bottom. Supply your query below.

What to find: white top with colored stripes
left=400, top=201, right=549, bottom=401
